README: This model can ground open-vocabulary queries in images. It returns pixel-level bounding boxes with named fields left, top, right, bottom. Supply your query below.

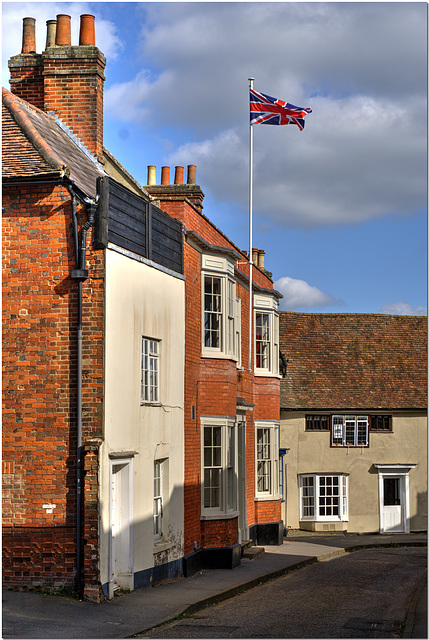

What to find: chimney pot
left=258, top=249, right=265, bottom=269
left=161, top=166, right=170, bottom=185
left=79, top=14, right=95, bottom=46
left=187, top=164, right=196, bottom=185
left=55, top=14, right=71, bottom=46
left=45, top=20, right=57, bottom=48
left=174, top=166, right=184, bottom=185
left=252, top=248, right=259, bottom=266
left=147, top=166, right=157, bottom=186
left=22, top=17, right=36, bottom=54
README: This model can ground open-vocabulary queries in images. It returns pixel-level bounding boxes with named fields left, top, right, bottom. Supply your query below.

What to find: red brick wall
left=8, top=47, right=105, bottom=163
left=43, top=48, right=105, bottom=163
left=154, top=188, right=281, bottom=554
left=2, top=182, right=104, bottom=591
left=255, top=500, right=282, bottom=523
left=8, top=54, right=44, bottom=110
left=201, top=517, right=238, bottom=548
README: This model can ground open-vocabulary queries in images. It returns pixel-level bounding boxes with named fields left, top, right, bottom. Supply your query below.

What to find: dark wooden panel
left=106, top=177, right=183, bottom=273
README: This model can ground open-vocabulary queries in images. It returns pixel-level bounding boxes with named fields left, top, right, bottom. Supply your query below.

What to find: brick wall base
left=2, top=526, right=75, bottom=589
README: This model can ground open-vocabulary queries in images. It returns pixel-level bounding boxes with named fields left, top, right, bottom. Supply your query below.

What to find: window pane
left=142, top=338, right=160, bottom=403
left=204, top=276, right=222, bottom=348
left=384, top=478, right=400, bottom=506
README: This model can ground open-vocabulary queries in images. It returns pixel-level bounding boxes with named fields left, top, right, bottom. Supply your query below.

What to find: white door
left=109, top=460, right=133, bottom=598
left=382, top=476, right=403, bottom=532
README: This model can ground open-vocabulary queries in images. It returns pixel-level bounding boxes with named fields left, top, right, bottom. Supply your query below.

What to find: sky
left=2, top=1, right=427, bottom=314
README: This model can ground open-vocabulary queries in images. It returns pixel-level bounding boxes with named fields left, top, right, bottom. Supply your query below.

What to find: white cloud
left=379, top=302, right=427, bottom=316
left=3, top=2, right=427, bottom=232
left=101, top=2, right=426, bottom=230
left=274, top=276, right=341, bottom=311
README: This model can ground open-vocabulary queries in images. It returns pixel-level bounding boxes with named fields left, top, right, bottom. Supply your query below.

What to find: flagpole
left=248, top=77, right=254, bottom=372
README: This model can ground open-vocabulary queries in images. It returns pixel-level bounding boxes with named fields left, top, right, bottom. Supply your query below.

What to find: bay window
left=254, top=294, right=279, bottom=376
left=202, top=254, right=240, bottom=360
left=299, top=474, right=348, bottom=521
left=201, top=418, right=237, bottom=516
left=255, top=422, right=280, bottom=499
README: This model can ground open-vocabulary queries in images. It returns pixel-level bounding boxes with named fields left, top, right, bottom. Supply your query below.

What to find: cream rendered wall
left=281, top=411, right=427, bottom=533
left=100, top=248, right=185, bottom=589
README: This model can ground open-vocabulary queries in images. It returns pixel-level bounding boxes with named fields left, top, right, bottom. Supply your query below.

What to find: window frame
left=369, top=415, right=393, bottom=432
left=255, top=421, right=280, bottom=500
left=201, top=254, right=240, bottom=361
left=201, top=417, right=238, bottom=518
left=153, top=460, right=163, bottom=539
left=305, top=415, right=331, bottom=431
left=253, top=294, right=279, bottom=377
left=331, top=415, right=369, bottom=447
left=141, top=337, right=160, bottom=404
left=299, top=474, right=349, bottom=522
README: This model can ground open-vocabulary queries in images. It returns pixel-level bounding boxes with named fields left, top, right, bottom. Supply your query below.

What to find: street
left=139, top=547, right=427, bottom=638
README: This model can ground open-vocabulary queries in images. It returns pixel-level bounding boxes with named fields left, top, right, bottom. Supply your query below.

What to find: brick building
left=3, top=13, right=283, bottom=599
left=3, top=14, right=185, bottom=600
left=145, top=170, right=283, bottom=573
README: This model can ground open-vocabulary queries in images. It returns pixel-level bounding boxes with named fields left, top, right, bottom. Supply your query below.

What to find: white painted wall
left=99, top=248, right=185, bottom=592
left=281, top=411, right=427, bottom=533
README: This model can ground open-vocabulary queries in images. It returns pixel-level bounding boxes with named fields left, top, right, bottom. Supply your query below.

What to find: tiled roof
left=2, top=87, right=104, bottom=198
left=279, top=312, right=427, bottom=410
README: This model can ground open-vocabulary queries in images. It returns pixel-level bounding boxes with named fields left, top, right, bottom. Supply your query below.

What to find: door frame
left=236, top=412, right=248, bottom=543
left=375, top=464, right=416, bottom=534
left=109, top=457, right=134, bottom=598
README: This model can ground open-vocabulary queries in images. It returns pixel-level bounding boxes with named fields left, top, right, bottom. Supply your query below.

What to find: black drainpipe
left=68, top=183, right=96, bottom=596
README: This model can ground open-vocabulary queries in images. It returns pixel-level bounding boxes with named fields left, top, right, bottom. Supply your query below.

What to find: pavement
left=2, top=532, right=427, bottom=639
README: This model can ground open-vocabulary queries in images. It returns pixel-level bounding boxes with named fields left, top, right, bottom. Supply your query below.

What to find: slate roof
left=2, top=87, right=104, bottom=199
left=279, top=312, right=428, bottom=411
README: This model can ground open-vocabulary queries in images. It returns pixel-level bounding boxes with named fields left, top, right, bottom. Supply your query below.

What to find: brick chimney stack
left=145, top=165, right=205, bottom=215
left=8, top=14, right=106, bottom=163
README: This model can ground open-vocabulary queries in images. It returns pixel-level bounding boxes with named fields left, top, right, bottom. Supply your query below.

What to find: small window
left=331, top=415, right=368, bottom=447
left=306, top=415, right=330, bottom=431
left=370, top=415, right=392, bottom=431
left=141, top=338, right=160, bottom=403
left=153, top=460, right=163, bottom=538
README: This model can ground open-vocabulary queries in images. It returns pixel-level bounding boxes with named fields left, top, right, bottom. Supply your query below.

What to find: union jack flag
left=250, top=88, right=311, bottom=130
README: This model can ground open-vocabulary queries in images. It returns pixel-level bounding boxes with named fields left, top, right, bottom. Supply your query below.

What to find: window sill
left=201, top=511, right=239, bottom=521
left=255, top=494, right=281, bottom=502
left=201, top=352, right=238, bottom=362
left=153, top=540, right=172, bottom=554
left=141, top=402, right=162, bottom=407
left=254, top=370, right=281, bottom=379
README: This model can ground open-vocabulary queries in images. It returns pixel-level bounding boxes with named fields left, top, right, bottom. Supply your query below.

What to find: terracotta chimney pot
left=258, top=250, right=265, bottom=269
left=187, top=164, right=196, bottom=185
left=55, top=14, right=71, bottom=46
left=252, top=248, right=259, bottom=266
left=147, top=166, right=156, bottom=185
left=22, top=17, right=36, bottom=54
left=174, top=166, right=184, bottom=185
left=161, top=166, right=170, bottom=185
left=79, top=14, right=95, bottom=46
left=45, top=20, right=57, bottom=48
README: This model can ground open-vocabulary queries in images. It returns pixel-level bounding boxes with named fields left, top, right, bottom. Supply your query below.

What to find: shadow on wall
left=411, top=491, right=428, bottom=531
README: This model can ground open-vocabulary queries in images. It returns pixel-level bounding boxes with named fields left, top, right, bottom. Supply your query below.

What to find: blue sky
left=3, top=2, right=427, bottom=314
